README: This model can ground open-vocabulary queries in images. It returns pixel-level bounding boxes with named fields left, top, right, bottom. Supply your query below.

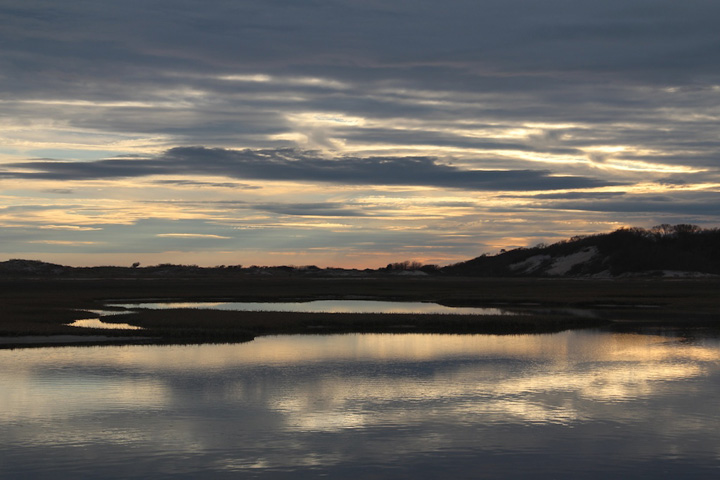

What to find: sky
left=1, top=0, right=720, bottom=268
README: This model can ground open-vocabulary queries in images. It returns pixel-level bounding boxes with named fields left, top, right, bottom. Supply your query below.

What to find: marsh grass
left=2, top=275, right=718, bottom=346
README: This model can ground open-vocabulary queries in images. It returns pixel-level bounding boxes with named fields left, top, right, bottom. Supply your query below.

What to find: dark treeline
left=442, top=224, right=720, bottom=277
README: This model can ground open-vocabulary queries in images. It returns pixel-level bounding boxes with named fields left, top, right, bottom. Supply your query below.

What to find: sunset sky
left=2, top=0, right=719, bottom=268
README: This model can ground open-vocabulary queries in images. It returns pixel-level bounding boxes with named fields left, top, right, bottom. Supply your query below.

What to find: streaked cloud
left=28, top=240, right=102, bottom=246
left=1, top=0, right=719, bottom=266
left=38, top=225, right=103, bottom=231
left=1, top=147, right=617, bottom=191
left=156, top=233, right=232, bottom=239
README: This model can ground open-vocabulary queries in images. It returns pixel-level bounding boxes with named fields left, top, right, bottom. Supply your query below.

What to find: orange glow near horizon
left=2, top=156, right=719, bottom=269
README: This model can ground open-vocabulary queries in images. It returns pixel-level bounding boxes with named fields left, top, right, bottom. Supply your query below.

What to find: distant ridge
left=441, top=224, right=720, bottom=278
left=0, top=259, right=68, bottom=275
left=2, top=224, right=719, bottom=279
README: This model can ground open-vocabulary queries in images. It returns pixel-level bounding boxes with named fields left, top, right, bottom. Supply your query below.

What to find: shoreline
left=2, top=275, right=718, bottom=349
left=0, top=335, right=160, bottom=349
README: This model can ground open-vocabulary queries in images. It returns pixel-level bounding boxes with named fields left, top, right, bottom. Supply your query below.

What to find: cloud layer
left=2, top=147, right=617, bottom=191
left=1, top=0, right=719, bottom=266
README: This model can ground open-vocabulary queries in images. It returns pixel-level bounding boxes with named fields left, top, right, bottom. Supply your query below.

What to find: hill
left=2, top=224, right=719, bottom=279
left=441, top=224, right=720, bottom=278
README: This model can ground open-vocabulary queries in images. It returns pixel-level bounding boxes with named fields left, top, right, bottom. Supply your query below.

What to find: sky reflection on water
left=109, top=299, right=516, bottom=315
left=1, top=331, right=719, bottom=479
left=67, top=319, right=144, bottom=330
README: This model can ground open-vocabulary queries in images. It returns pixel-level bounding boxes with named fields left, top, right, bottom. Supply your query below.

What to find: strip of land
left=2, top=275, right=718, bottom=348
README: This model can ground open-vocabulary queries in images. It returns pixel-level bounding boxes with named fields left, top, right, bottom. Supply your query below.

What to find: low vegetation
left=1, top=224, right=719, bottom=348
left=2, top=224, right=718, bottom=280
left=443, top=224, right=720, bottom=277
left=1, top=273, right=718, bottom=348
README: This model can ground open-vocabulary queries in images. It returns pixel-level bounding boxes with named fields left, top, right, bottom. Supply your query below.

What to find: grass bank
left=1, top=275, right=718, bottom=348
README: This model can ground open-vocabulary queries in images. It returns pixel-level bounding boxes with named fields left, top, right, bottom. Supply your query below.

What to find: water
left=68, top=319, right=144, bottom=330
left=1, top=331, right=719, bottom=479
left=109, top=299, right=516, bottom=315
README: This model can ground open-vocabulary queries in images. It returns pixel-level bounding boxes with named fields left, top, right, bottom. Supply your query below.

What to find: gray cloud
left=148, top=199, right=371, bottom=218
left=2, top=1, right=719, bottom=175
left=153, top=179, right=261, bottom=190
left=5, top=1, right=719, bottom=82
left=333, top=127, right=584, bottom=156
left=3, top=1, right=718, bottom=99
left=507, top=192, right=627, bottom=200
left=1, top=147, right=617, bottom=191
left=251, top=202, right=368, bottom=217
left=542, top=201, right=720, bottom=216
left=2, top=0, right=720, bottom=266
left=43, top=188, right=75, bottom=195
left=525, top=190, right=720, bottom=216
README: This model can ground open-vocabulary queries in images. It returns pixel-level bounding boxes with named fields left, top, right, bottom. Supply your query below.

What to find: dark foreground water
left=1, top=331, right=719, bottom=479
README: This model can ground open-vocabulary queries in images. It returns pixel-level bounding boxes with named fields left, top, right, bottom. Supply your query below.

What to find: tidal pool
left=108, top=299, right=516, bottom=315
left=68, top=319, right=144, bottom=330
left=1, top=330, right=719, bottom=479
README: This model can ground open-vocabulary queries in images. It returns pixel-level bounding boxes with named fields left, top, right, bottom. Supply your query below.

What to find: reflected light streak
left=68, top=319, right=143, bottom=330
left=2, top=331, right=719, bottom=467
left=5, top=332, right=715, bottom=371
left=0, top=377, right=168, bottom=422
left=263, top=347, right=712, bottom=432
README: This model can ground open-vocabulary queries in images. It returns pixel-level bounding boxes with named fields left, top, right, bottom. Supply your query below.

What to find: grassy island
left=2, top=274, right=719, bottom=348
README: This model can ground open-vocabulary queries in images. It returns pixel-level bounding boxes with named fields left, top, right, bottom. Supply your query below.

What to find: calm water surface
left=1, top=331, right=719, bottom=479
left=109, top=299, right=515, bottom=315
left=68, top=319, right=143, bottom=330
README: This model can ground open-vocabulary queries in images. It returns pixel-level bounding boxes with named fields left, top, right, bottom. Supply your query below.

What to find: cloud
left=156, top=233, right=231, bottom=239
left=153, top=179, right=261, bottom=189
left=38, top=225, right=103, bottom=231
left=522, top=190, right=720, bottom=216
left=28, top=240, right=101, bottom=245
left=1, top=147, right=617, bottom=191
left=511, top=192, right=627, bottom=200
left=540, top=200, right=720, bottom=216
left=2, top=0, right=720, bottom=267
left=2, top=1, right=719, bottom=181
left=43, top=188, right=75, bottom=194
left=251, top=202, right=369, bottom=217
left=142, top=199, right=378, bottom=218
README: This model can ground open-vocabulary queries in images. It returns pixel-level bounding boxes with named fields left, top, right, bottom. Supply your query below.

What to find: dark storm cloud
left=2, top=0, right=719, bottom=173
left=2, top=1, right=718, bottom=98
left=0, top=147, right=617, bottom=191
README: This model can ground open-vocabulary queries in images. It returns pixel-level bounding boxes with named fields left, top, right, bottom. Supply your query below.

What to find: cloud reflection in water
left=1, top=331, right=719, bottom=479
